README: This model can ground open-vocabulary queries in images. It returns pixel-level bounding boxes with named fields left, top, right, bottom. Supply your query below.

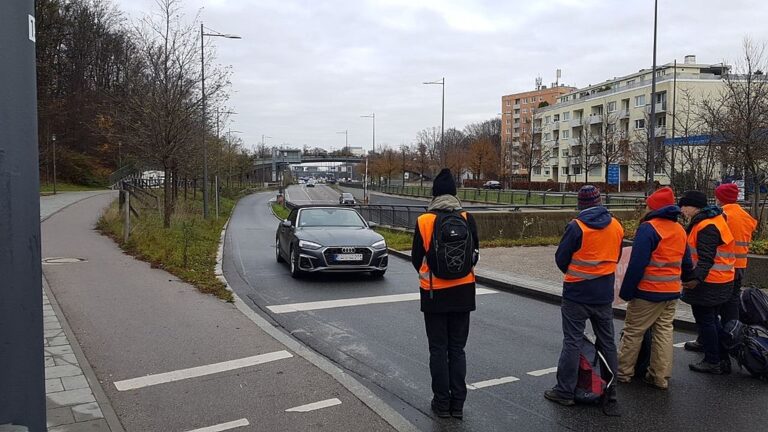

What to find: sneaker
left=544, top=389, right=575, bottom=406
left=720, top=358, right=732, bottom=375
left=431, top=399, right=450, bottom=418
left=689, top=360, right=723, bottom=375
left=449, top=400, right=464, bottom=419
left=642, top=375, right=668, bottom=390
left=683, top=340, right=704, bottom=352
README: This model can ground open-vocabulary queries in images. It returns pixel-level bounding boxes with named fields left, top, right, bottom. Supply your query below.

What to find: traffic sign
left=607, top=164, right=620, bottom=185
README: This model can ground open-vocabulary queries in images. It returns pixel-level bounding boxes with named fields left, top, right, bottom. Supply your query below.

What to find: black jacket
left=681, top=207, right=733, bottom=307
left=411, top=198, right=479, bottom=314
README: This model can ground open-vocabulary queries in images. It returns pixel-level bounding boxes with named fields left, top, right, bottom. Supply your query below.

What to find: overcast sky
left=115, top=0, right=768, bottom=152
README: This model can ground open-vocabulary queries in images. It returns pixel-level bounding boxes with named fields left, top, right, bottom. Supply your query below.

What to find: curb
left=216, top=196, right=419, bottom=432
left=386, top=249, right=698, bottom=333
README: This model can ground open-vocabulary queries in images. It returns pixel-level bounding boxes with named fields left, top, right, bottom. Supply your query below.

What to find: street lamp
left=201, top=22, right=241, bottom=219
left=51, top=134, right=57, bottom=194
left=423, top=77, right=445, bottom=162
left=647, top=0, right=658, bottom=194
left=336, top=130, right=348, bottom=154
left=360, top=113, right=375, bottom=154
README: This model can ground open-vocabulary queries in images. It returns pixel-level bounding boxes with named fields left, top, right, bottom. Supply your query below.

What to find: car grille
left=323, top=247, right=372, bottom=266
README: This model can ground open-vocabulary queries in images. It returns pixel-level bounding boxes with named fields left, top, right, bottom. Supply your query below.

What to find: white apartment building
left=531, top=55, right=728, bottom=186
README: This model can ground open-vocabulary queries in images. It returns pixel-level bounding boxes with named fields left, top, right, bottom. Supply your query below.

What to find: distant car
left=483, top=180, right=502, bottom=190
left=306, top=179, right=316, bottom=187
left=275, top=206, right=388, bottom=278
left=339, top=193, right=356, bottom=205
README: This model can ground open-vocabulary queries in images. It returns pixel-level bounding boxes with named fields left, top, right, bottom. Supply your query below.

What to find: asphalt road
left=223, top=186, right=768, bottom=432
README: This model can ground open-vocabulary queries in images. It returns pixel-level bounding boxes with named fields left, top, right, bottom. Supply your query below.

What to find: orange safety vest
left=564, top=218, right=624, bottom=283
left=688, top=214, right=736, bottom=284
left=637, top=218, right=687, bottom=294
left=722, top=203, right=758, bottom=269
left=417, top=212, right=476, bottom=290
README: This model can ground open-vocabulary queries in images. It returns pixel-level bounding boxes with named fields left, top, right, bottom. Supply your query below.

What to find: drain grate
left=42, top=257, right=87, bottom=265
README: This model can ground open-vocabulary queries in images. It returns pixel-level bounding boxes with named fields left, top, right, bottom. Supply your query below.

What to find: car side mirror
left=368, top=221, right=378, bottom=228
left=281, top=220, right=292, bottom=228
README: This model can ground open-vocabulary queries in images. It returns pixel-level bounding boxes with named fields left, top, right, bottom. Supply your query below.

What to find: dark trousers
left=691, top=304, right=731, bottom=364
left=694, top=270, right=742, bottom=349
left=424, top=311, right=470, bottom=409
left=554, top=299, right=618, bottom=399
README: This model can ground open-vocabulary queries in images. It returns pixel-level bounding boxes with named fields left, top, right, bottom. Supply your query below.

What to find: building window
left=562, top=167, right=569, bottom=175
left=562, top=130, right=570, bottom=139
left=553, top=114, right=560, bottom=122
left=563, top=112, right=571, bottom=121
left=515, top=98, right=520, bottom=104
left=522, top=108, right=527, bottom=113
left=627, top=79, right=635, bottom=86
left=635, top=119, right=646, bottom=129
left=635, top=95, right=646, bottom=107
left=657, top=116, right=666, bottom=127
left=544, top=133, right=551, bottom=141
left=545, top=115, right=551, bottom=124
left=514, top=109, right=520, bottom=114
left=553, top=148, right=559, bottom=157
left=545, top=169, right=550, bottom=175
left=607, top=101, right=617, bottom=112
left=533, top=166, right=542, bottom=175
left=573, top=166, right=581, bottom=175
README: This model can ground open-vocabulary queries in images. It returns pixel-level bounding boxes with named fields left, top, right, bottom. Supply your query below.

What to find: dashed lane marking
left=185, top=418, right=250, bottom=432
left=267, top=288, right=498, bottom=314
left=527, top=367, right=558, bottom=377
left=467, top=376, right=520, bottom=390
left=114, top=350, right=293, bottom=391
left=286, top=398, right=342, bottom=412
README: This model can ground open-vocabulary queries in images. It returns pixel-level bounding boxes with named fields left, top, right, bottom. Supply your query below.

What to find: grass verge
left=374, top=226, right=560, bottom=251
left=374, top=227, right=413, bottom=251
left=97, top=193, right=236, bottom=302
left=272, top=202, right=290, bottom=220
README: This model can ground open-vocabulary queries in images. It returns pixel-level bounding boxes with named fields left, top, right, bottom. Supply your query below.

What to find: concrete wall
left=471, top=209, right=639, bottom=240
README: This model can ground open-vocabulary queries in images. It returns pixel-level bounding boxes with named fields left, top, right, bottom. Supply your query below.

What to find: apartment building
left=531, top=55, right=728, bottom=186
left=501, top=85, right=575, bottom=174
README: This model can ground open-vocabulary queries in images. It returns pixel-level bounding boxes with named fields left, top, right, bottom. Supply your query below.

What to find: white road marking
left=185, top=418, right=250, bottom=432
left=467, top=376, right=519, bottom=390
left=285, top=398, right=342, bottom=412
left=526, top=367, right=558, bottom=377
left=113, top=351, right=293, bottom=391
left=267, top=288, right=498, bottom=314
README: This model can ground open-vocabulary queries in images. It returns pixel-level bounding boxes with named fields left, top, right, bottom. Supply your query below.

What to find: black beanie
left=678, top=190, right=708, bottom=208
left=432, top=168, right=457, bottom=197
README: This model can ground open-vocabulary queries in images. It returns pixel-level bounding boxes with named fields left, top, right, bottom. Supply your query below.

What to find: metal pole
left=0, top=1, right=46, bottom=428
left=372, top=113, right=376, bottom=154
left=441, top=78, right=445, bottom=160
left=124, top=191, right=130, bottom=243
left=201, top=22, right=210, bottom=218
left=647, top=0, right=658, bottom=194
left=215, top=175, right=219, bottom=219
left=364, top=157, right=369, bottom=203
left=52, top=134, right=57, bottom=194
left=670, top=59, right=677, bottom=188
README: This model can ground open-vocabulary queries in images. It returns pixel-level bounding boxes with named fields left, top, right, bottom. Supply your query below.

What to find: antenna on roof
left=535, top=76, right=542, bottom=91
left=556, top=69, right=562, bottom=87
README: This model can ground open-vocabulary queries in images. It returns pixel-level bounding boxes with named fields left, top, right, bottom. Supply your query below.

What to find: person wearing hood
left=678, top=190, right=736, bottom=374
left=411, top=168, right=479, bottom=420
left=545, top=185, right=623, bottom=416
left=616, top=187, right=694, bottom=389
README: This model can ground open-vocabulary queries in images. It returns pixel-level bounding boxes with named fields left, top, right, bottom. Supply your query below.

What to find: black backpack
left=733, top=324, right=768, bottom=380
left=426, top=211, right=474, bottom=281
left=739, top=287, right=768, bottom=326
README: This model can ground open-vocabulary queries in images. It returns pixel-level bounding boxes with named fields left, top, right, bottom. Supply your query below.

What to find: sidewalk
left=41, top=193, right=399, bottom=431
left=40, top=191, right=118, bottom=432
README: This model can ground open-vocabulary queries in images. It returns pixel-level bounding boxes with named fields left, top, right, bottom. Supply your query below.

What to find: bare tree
left=571, top=116, right=603, bottom=183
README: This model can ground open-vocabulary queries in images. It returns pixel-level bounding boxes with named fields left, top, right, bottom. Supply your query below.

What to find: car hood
left=296, top=227, right=384, bottom=247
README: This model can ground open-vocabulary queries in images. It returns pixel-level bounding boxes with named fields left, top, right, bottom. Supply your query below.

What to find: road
left=223, top=185, right=768, bottom=431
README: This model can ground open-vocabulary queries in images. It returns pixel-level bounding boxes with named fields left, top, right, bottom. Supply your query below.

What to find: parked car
left=275, top=206, right=388, bottom=278
left=483, top=180, right=502, bottom=190
left=339, top=193, right=356, bottom=205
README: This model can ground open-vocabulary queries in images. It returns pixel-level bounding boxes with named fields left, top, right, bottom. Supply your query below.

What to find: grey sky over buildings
left=116, top=0, right=768, bottom=153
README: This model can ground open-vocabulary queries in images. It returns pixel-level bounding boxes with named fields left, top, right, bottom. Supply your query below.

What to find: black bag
left=733, top=324, right=768, bottom=380
left=426, top=211, right=474, bottom=280
left=739, top=287, right=768, bottom=326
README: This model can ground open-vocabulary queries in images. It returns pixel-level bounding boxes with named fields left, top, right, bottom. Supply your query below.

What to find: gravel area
left=477, top=245, right=562, bottom=286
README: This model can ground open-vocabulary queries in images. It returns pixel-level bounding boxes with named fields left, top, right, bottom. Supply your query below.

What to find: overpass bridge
left=252, top=150, right=365, bottom=182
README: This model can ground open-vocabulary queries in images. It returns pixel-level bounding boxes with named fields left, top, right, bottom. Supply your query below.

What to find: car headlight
left=372, top=240, right=387, bottom=250
left=299, top=240, right=322, bottom=250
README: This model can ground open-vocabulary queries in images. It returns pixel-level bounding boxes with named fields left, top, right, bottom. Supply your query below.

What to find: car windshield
left=299, top=208, right=366, bottom=228
left=342, top=193, right=353, bottom=199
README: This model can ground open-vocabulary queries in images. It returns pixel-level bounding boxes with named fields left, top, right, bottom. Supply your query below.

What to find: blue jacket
left=619, top=205, right=694, bottom=302
left=555, top=206, right=621, bottom=305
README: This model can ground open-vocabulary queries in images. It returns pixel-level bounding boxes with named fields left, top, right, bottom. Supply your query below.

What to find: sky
left=114, top=0, right=768, bottom=153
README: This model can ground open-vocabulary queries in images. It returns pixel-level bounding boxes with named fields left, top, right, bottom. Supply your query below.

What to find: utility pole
left=361, top=113, right=375, bottom=153
left=0, top=1, right=46, bottom=430
left=52, top=133, right=57, bottom=194
left=647, top=0, right=658, bottom=195
left=423, top=78, right=445, bottom=163
left=200, top=22, right=209, bottom=218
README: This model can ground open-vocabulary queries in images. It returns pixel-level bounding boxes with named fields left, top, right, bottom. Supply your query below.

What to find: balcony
left=551, top=120, right=560, bottom=128
left=569, top=156, right=583, bottom=166
left=588, top=114, right=603, bottom=124
left=618, top=110, right=630, bottom=119
left=652, top=126, right=667, bottom=137
left=513, top=113, right=521, bottom=119
left=570, top=118, right=583, bottom=127
left=533, top=126, right=542, bottom=134
left=513, top=132, right=520, bottom=138
left=646, top=102, right=667, bottom=113
left=513, top=104, right=520, bottom=109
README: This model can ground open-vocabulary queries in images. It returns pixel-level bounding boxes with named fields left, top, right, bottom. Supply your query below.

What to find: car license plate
left=335, top=253, right=363, bottom=261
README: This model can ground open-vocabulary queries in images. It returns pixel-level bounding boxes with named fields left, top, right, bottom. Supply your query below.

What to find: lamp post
left=423, top=77, right=445, bottom=163
left=51, top=134, right=57, bottom=194
left=360, top=113, right=375, bottom=154
left=200, top=22, right=241, bottom=219
left=646, top=0, right=658, bottom=195
left=336, top=130, right=348, bottom=154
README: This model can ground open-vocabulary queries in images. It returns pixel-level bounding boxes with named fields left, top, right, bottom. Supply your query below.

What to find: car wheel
left=276, top=238, right=285, bottom=263
left=371, top=270, right=386, bottom=279
left=290, top=245, right=303, bottom=279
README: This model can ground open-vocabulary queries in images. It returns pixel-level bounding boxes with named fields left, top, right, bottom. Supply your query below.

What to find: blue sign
left=607, top=164, right=620, bottom=185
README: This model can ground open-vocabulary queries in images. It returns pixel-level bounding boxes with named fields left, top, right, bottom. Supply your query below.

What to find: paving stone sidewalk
left=40, top=191, right=118, bottom=432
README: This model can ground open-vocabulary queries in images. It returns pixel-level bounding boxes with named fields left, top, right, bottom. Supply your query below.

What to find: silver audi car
left=275, top=206, right=388, bottom=278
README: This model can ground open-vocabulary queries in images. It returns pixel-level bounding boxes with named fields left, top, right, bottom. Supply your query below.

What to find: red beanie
left=715, top=183, right=739, bottom=204
left=646, top=186, right=675, bottom=210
